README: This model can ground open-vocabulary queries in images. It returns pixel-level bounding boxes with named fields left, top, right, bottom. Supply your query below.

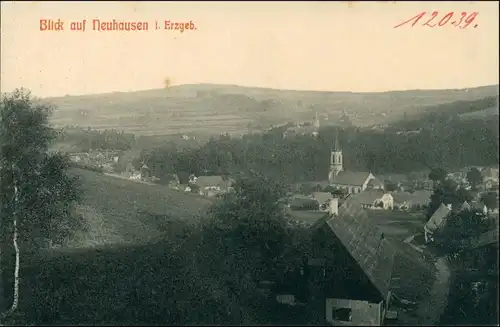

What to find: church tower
left=328, top=131, right=343, bottom=181
left=312, top=112, right=320, bottom=137
left=314, top=112, right=320, bottom=129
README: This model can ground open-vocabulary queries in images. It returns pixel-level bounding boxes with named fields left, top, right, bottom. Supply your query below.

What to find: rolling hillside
left=66, top=168, right=214, bottom=248
left=42, top=84, right=499, bottom=136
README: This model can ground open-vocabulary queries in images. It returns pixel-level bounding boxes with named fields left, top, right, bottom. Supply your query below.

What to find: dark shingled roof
left=322, top=196, right=396, bottom=298
left=350, top=189, right=386, bottom=205
left=332, top=171, right=372, bottom=186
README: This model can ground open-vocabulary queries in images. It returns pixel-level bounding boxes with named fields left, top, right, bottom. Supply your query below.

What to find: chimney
left=329, top=197, right=339, bottom=216
left=446, top=203, right=452, bottom=211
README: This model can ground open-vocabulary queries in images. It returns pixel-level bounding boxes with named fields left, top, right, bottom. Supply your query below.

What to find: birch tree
left=0, top=89, right=84, bottom=321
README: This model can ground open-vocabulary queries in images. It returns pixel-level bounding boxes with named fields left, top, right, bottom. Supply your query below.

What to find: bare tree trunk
left=1, top=177, right=20, bottom=320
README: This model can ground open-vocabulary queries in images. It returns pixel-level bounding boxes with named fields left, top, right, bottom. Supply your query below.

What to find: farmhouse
left=276, top=196, right=395, bottom=325
left=351, top=190, right=394, bottom=210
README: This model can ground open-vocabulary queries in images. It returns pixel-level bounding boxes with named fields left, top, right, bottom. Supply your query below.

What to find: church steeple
left=329, top=130, right=343, bottom=181
left=314, top=112, right=320, bottom=129
left=333, top=130, right=341, bottom=151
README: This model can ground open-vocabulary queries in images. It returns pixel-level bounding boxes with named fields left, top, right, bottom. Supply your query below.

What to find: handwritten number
left=423, top=11, right=438, bottom=27
left=461, top=12, right=478, bottom=29
left=395, top=11, right=478, bottom=29
left=453, top=12, right=467, bottom=27
left=393, top=11, right=425, bottom=28
left=439, top=12, right=453, bottom=26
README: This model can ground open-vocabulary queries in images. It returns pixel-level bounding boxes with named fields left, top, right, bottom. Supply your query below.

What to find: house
left=328, top=134, right=383, bottom=194
left=351, top=190, right=394, bottom=210
left=424, top=203, right=452, bottom=243
left=276, top=197, right=395, bottom=326
left=195, top=175, right=231, bottom=197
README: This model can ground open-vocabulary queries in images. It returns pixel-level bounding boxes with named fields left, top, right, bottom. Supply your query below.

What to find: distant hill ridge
left=38, top=83, right=498, bottom=136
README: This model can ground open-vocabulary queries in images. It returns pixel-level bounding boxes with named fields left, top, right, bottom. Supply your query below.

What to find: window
left=332, top=307, right=352, bottom=322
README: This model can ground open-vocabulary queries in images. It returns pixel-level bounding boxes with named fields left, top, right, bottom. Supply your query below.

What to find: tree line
left=56, top=126, right=136, bottom=151
left=133, top=112, right=498, bottom=185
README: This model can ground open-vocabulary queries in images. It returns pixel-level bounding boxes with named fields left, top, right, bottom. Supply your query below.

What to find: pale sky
left=1, top=1, right=499, bottom=97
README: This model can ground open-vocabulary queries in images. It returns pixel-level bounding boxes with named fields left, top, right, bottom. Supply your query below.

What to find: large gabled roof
left=321, top=196, right=396, bottom=298
left=332, top=171, right=371, bottom=187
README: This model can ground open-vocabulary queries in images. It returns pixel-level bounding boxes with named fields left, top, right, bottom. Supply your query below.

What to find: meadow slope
left=66, top=168, right=214, bottom=248
left=43, top=84, right=499, bottom=135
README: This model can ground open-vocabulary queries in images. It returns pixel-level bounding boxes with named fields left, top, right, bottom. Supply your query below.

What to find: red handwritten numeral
left=439, top=12, right=453, bottom=26
left=423, top=11, right=438, bottom=27
left=393, top=11, right=425, bottom=28
left=395, top=11, right=478, bottom=29
left=461, top=12, right=478, bottom=28
left=453, top=12, right=467, bottom=26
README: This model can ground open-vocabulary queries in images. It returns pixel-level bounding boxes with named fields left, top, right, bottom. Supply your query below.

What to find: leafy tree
left=426, top=179, right=471, bottom=219
left=434, top=209, right=491, bottom=255
left=0, top=89, right=85, bottom=320
left=467, top=167, right=483, bottom=190
left=429, top=167, right=448, bottom=185
left=197, top=173, right=288, bottom=322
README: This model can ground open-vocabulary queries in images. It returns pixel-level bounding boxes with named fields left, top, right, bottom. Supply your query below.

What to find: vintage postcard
left=1, top=1, right=498, bottom=326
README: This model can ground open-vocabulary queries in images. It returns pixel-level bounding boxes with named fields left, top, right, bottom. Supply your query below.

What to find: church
left=328, top=134, right=384, bottom=194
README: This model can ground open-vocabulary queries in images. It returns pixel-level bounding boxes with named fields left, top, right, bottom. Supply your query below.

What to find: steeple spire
left=334, top=130, right=341, bottom=151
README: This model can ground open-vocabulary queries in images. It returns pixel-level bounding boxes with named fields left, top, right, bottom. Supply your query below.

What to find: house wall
left=380, top=194, right=394, bottom=210
left=326, top=298, right=383, bottom=326
left=333, top=185, right=362, bottom=194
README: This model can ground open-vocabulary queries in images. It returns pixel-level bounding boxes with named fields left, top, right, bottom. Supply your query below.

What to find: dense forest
left=57, top=96, right=499, bottom=185
left=135, top=112, right=498, bottom=184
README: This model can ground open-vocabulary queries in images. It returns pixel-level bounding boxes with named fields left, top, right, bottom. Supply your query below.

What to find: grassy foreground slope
left=16, top=168, right=225, bottom=325
left=66, top=168, right=214, bottom=247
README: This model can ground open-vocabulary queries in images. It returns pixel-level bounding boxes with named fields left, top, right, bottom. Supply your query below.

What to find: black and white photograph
left=1, top=1, right=499, bottom=325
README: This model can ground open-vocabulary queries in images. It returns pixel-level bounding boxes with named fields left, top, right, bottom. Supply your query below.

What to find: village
left=65, top=131, right=499, bottom=326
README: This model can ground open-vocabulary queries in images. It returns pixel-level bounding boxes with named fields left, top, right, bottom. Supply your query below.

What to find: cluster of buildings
left=290, top=134, right=434, bottom=213
left=445, top=166, right=500, bottom=191
left=163, top=173, right=234, bottom=197
left=69, top=150, right=120, bottom=171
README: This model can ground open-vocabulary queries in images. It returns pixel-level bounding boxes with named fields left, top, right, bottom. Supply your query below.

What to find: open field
left=42, top=84, right=499, bottom=136
left=66, top=168, right=214, bottom=248
left=366, top=209, right=425, bottom=241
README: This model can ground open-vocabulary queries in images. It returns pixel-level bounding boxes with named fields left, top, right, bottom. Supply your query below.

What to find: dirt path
left=415, top=257, right=452, bottom=325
